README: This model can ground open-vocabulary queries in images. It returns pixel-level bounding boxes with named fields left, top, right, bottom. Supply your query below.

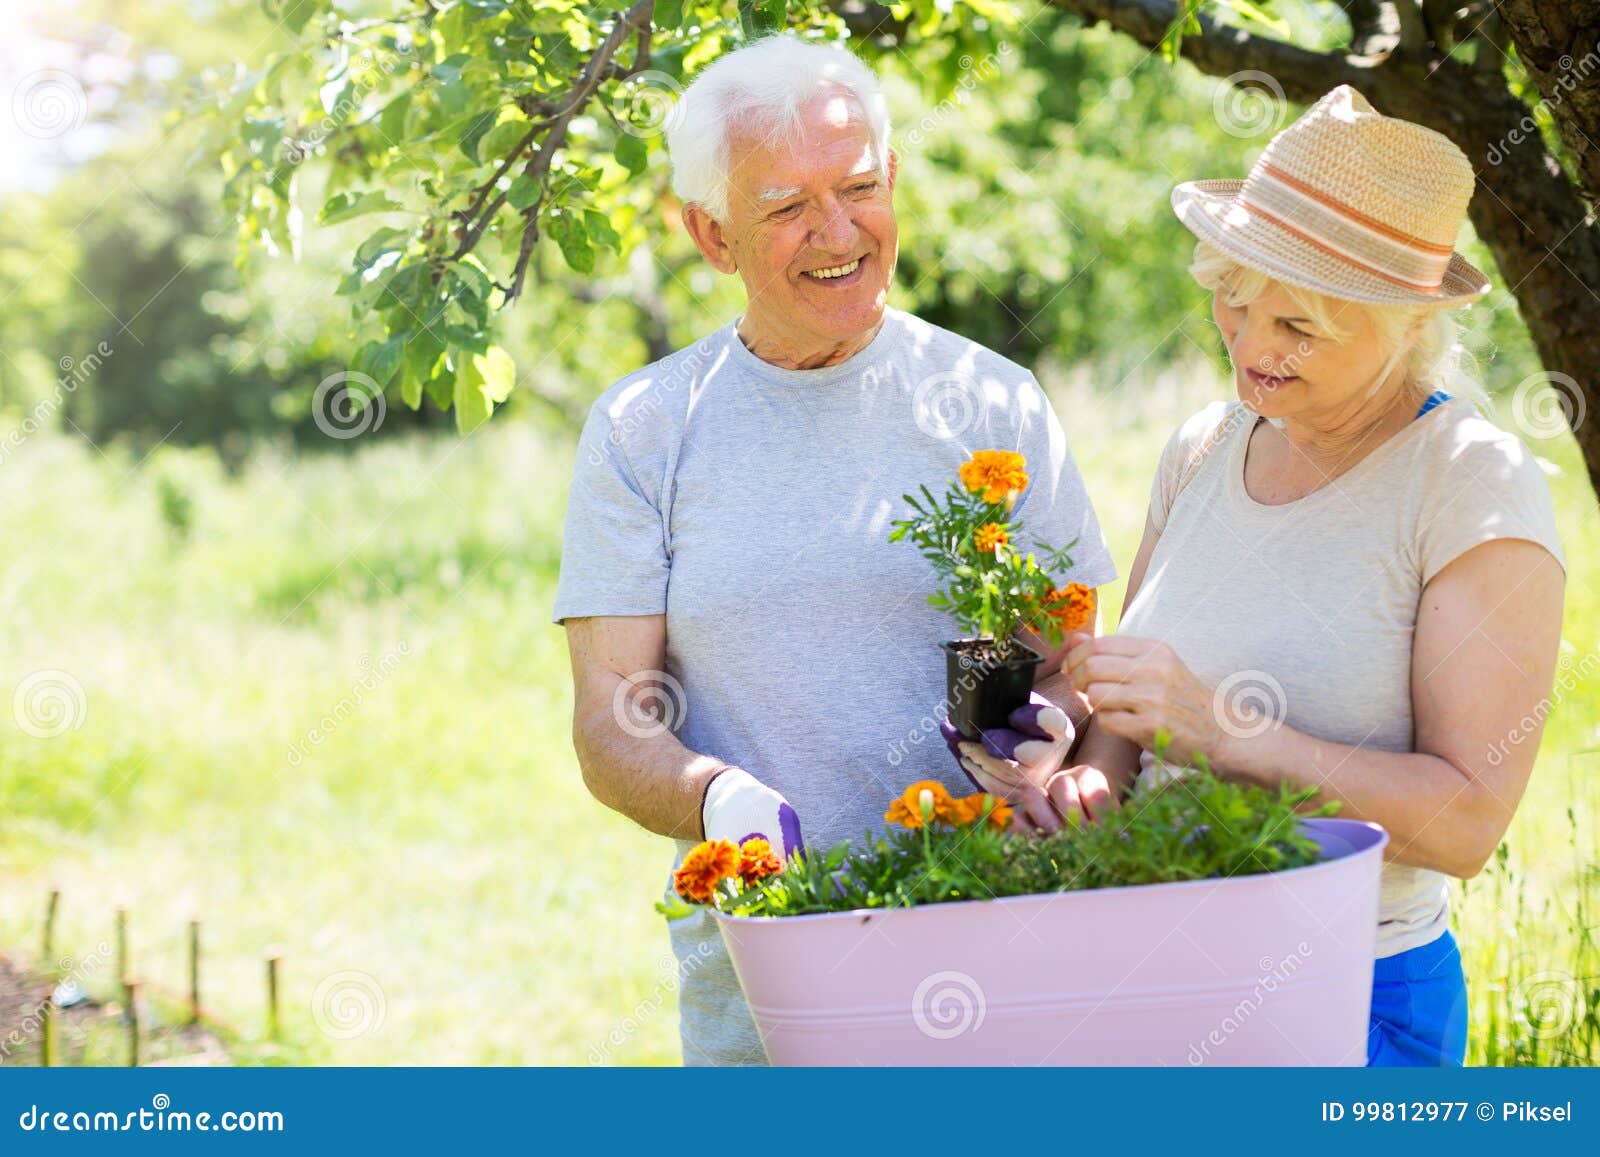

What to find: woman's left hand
left=1062, top=633, right=1234, bottom=768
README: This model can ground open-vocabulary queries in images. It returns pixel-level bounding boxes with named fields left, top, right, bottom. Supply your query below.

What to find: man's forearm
left=573, top=706, right=727, bottom=842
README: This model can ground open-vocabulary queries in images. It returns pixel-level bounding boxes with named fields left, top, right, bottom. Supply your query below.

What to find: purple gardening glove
left=940, top=693, right=1097, bottom=834
left=701, top=766, right=804, bottom=860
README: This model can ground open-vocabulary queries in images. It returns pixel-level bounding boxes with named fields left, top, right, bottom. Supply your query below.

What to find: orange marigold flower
left=885, top=779, right=958, bottom=829
left=1043, top=583, right=1097, bottom=633
left=737, top=837, right=783, bottom=885
left=951, top=792, right=1014, bottom=830
left=959, top=450, right=1029, bottom=505
left=973, top=522, right=1009, bottom=554
left=673, top=839, right=740, bottom=905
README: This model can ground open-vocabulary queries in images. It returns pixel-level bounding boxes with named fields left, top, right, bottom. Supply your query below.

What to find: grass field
left=1, top=368, right=1595, bottom=1065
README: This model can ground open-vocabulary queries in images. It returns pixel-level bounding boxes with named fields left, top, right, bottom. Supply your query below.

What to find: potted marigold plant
left=889, top=449, right=1096, bottom=739
left=657, top=744, right=1389, bottom=1067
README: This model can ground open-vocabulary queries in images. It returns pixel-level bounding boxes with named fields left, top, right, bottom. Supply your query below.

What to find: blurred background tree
left=0, top=0, right=1582, bottom=478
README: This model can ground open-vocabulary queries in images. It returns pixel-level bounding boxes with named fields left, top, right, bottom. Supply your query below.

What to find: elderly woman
left=551, top=35, right=1116, bottom=1066
left=953, top=86, right=1567, bottom=1067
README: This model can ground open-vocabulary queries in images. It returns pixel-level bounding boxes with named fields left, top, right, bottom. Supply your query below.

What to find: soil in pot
left=942, top=637, right=1044, bottom=740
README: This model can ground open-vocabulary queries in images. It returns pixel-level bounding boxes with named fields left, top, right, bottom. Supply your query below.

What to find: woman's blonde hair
left=1188, top=240, right=1483, bottom=410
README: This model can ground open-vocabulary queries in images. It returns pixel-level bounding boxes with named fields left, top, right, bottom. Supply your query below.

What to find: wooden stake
left=114, top=907, right=128, bottom=986
left=41, top=889, right=60, bottom=1067
left=39, top=994, right=54, bottom=1068
left=43, top=889, right=59, bottom=973
left=124, top=978, right=140, bottom=1067
left=187, top=921, right=201, bottom=1026
left=266, top=954, right=282, bottom=1041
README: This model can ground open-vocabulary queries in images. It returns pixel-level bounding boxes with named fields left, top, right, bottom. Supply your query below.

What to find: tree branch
left=504, top=0, right=657, bottom=301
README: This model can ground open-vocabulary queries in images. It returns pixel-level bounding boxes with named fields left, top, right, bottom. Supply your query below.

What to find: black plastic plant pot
left=941, top=637, right=1045, bottom=741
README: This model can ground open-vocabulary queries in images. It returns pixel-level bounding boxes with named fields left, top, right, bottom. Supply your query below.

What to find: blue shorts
left=1367, top=929, right=1469, bottom=1066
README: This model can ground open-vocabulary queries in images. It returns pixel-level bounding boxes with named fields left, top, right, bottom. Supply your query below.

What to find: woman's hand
left=939, top=694, right=1118, bottom=832
left=1062, top=632, right=1238, bottom=770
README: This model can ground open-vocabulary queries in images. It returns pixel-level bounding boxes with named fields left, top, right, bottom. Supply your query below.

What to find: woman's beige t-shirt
left=1117, top=395, right=1567, bottom=958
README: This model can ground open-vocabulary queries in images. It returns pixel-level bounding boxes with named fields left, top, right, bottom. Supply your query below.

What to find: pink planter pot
left=713, top=818, right=1387, bottom=1066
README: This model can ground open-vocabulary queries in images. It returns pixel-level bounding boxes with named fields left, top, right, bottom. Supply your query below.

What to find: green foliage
left=888, top=458, right=1080, bottom=656
left=666, top=754, right=1337, bottom=920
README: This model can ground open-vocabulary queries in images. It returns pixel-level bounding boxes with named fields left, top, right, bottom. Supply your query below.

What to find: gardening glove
left=701, top=766, right=804, bottom=860
left=940, top=693, right=1081, bottom=833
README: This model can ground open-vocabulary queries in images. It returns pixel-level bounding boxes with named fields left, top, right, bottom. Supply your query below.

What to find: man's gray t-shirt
left=550, top=306, right=1117, bottom=1065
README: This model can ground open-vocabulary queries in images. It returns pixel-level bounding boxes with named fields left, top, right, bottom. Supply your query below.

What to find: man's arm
left=564, top=613, right=726, bottom=842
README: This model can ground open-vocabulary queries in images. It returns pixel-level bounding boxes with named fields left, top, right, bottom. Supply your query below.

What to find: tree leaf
left=472, top=345, right=517, bottom=404
left=507, top=174, right=540, bottom=210
left=547, top=209, right=594, bottom=274
left=320, top=190, right=403, bottom=224
left=614, top=130, right=648, bottom=175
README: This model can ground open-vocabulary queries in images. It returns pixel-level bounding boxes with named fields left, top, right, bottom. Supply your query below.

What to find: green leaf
left=547, top=209, right=593, bottom=274
left=506, top=174, right=540, bottom=210
left=361, top=332, right=407, bottom=389
left=451, top=345, right=499, bottom=435
left=473, top=345, right=516, bottom=404
left=274, top=0, right=321, bottom=36
left=458, top=109, right=500, bottom=163
left=479, top=115, right=531, bottom=165
left=584, top=209, right=620, bottom=253
left=320, top=190, right=403, bottom=224
left=614, top=130, right=648, bottom=175
left=377, top=92, right=411, bottom=144
left=654, top=0, right=688, bottom=30
left=738, top=0, right=787, bottom=38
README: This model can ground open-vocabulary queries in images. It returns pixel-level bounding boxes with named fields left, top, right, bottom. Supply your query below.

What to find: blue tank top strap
left=1414, top=388, right=1451, bottom=419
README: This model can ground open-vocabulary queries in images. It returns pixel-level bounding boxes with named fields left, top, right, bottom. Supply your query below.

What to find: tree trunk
left=1043, top=0, right=1600, bottom=501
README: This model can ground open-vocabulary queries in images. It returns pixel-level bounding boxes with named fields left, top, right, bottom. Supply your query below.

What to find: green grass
left=0, top=368, right=1594, bottom=1065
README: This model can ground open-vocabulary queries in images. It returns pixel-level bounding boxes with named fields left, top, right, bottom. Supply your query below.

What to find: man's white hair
left=666, top=35, right=891, bottom=222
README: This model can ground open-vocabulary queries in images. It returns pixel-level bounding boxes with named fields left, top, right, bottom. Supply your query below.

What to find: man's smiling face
left=707, top=87, right=898, bottom=363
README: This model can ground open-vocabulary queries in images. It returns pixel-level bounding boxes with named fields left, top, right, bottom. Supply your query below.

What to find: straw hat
left=1171, top=85, right=1491, bottom=306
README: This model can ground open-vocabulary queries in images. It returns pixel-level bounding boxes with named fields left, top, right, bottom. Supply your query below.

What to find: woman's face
left=1211, top=281, right=1406, bottom=421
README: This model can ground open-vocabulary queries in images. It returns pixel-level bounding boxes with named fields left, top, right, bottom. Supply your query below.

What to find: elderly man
left=550, top=34, right=1117, bottom=1066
